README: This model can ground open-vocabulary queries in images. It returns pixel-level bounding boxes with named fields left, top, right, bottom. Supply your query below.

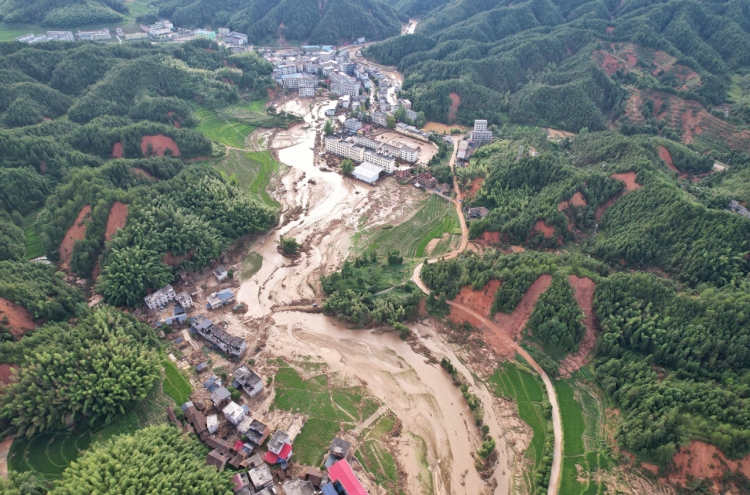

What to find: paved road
left=410, top=140, right=563, bottom=495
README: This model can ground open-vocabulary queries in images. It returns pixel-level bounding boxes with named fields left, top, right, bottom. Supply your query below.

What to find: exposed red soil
left=38, top=161, right=46, bottom=174
left=478, top=231, right=501, bottom=245
left=452, top=279, right=501, bottom=318
left=605, top=26, right=614, bottom=34
left=449, top=274, right=553, bottom=358
left=447, top=93, right=460, bottom=124
left=532, top=220, right=556, bottom=239
left=559, top=276, right=597, bottom=376
left=466, top=178, right=484, bottom=199
left=0, top=363, right=19, bottom=385
left=104, top=201, right=129, bottom=242
left=558, top=192, right=587, bottom=211
left=111, top=142, right=123, bottom=158
left=59, top=205, right=91, bottom=270
left=493, top=274, right=553, bottom=342
left=641, top=463, right=659, bottom=475
left=663, top=441, right=750, bottom=491
left=658, top=145, right=685, bottom=176
left=611, top=172, right=641, bottom=192
left=173, top=120, right=181, bottom=128
left=0, top=298, right=36, bottom=338
left=132, top=167, right=156, bottom=180
left=141, top=135, right=181, bottom=157
left=162, top=251, right=192, bottom=266
left=595, top=172, right=641, bottom=220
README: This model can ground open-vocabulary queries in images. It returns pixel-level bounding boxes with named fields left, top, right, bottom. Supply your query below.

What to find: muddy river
left=235, top=100, right=515, bottom=495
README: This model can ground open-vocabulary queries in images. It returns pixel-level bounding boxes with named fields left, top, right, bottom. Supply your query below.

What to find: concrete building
left=352, top=135, right=380, bottom=149
left=191, top=315, right=247, bottom=360
left=281, top=73, right=317, bottom=90
left=222, top=31, right=248, bottom=46
left=299, top=86, right=315, bottom=97
left=416, top=172, right=437, bottom=189
left=125, top=32, right=149, bottom=41
left=77, top=29, right=111, bottom=41
left=46, top=31, right=74, bottom=41
left=218, top=27, right=230, bottom=35
left=329, top=71, right=361, bottom=97
left=232, top=365, right=264, bottom=397
left=394, top=166, right=412, bottom=181
left=372, top=111, right=388, bottom=127
left=395, top=122, right=431, bottom=142
left=325, top=137, right=366, bottom=162
left=144, top=284, right=176, bottom=311
left=175, top=291, right=194, bottom=310
left=195, top=29, right=216, bottom=40
left=405, top=108, right=418, bottom=122
left=277, top=64, right=298, bottom=76
left=399, top=145, right=418, bottom=163
left=364, top=150, right=396, bottom=173
left=352, top=162, right=384, bottom=184
left=142, top=20, right=173, bottom=37
left=344, top=118, right=362, bottom=133
left=471, top=119, right=493, bottom=145
left=223, top=401, right=245, bottom=425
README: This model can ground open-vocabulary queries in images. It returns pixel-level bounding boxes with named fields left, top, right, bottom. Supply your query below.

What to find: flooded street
left=235, top=96, right=514, bottom=495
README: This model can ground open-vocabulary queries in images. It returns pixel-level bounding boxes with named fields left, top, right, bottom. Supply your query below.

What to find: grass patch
left=272, top=361, right=383, bottom=467
left=729, top=73, right=744, bottom=102
left=214, top=149, right=281, bottom=208
left=162, top=359, right=193, bottom=405
left=353, top=195, right=457, bottom=259
left=196, top=107, right=256, bottom=148
left=358, top=413, right=399, bottom=493
left=241, top=251, right=263, bottom=280
left=560, top=456, right=587, bottom=495
left=489, top=362, right=548, bottom=470
left=556, top=380, right=585, bottom=457
left=409, top=433, right=434, bottom=495
left=24, top=213, right=44, bottom=260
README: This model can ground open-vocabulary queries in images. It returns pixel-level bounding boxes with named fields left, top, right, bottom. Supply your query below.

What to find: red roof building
left=264, top=443, right=292, bottom=464
left=328, top=459, right=368, bottom=495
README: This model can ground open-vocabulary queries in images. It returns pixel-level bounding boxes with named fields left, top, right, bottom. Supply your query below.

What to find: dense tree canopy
left=51, top=424, right=234, bottom=495
left=0, top=307, right=159, bottom=435
left=0, top=260, right=84, bottom=321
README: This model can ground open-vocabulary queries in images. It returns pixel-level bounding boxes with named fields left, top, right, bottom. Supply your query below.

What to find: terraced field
left=196, top=107, right=256, bottom=148
left=214, top=149, right=281, bottom=208
left=23, top=212, right=43, bottom=259
left=8, top=384, right=173, bottom=478
left=353, top=195, right=458, bottom=259
left=162, top=359, right=192, bottom=405
left=555, top=379, right=610, bottom=495
left=489, top=361, right=551, bottom=490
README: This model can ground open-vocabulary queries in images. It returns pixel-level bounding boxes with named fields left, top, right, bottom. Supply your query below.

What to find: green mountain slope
left=0, top=0, right=128, bottom=26
left=155, top=0, right=407, bottom=44
left=365, top=0, right=750, bottom=140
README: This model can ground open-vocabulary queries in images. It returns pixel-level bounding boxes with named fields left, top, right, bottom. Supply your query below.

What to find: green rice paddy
left=353, top=194, right=458, bottom=259
left=214, top=149, right=281, bottom=208
left=162, top=359, right=193, bottom=405
left=23, top=213, right=44, bottom=260
left=196, top=107, right=256, bottom=149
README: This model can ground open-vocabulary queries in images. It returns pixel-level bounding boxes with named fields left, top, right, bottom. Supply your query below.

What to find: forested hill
left=365, top=0, right=750, bottom=142
left=155, top=0, right=407, bottom=45
left=0, top=0, right=128, bottom=26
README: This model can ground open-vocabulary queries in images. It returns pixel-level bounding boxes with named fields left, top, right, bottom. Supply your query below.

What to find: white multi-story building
left=142, top=20, right=172, bottom=37
left=144, top=284, right=176, bottom=311
left=299, top=87, right=316, bottom=98
left=77, top=29, right=111, bottom=41
left=344, top=118, right=362, bottom=133
left=372, top=111, right=388, bottom=127
left=364, top=150, right=396, bottom=174
left=281, top=73, right=317, bottom=89
left=329, top=71, right=361, bottom=97
left=47, top=31, right=74, bottom=41
left=223, top=31, right=247, bottom=46
left=277, top=64, right=297, bottom=76
left=471, top=120, right=493, bottom=145
left=352, top=136, right=380, bottom=149
left=325, top=138, right=365, bottom=162
left=400, top=145, right=418, bottom=163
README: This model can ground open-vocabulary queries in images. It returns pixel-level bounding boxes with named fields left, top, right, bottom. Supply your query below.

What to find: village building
left=77, top=29, right=111, bottom=41
left=206, top=414, right=219, bottom=434
left=142, top=20, right=172, bottom=37
left=416, top=172, right=437, bottom=189
left=395, top=122, right=431, bottom=141
left=265, top=430, right=293, bottom=465
left=213, top=264, right=228, bottom=282
left=175, top=290, right=193, bottom=310
left=363, top=150, right=396, bottom=173
left=232, top=365, right=264, bottom=397
left=222, top=31, right=248, bottom=46
left=372, top=111, right=388, bottom=127
left=191, top=315, right=247, bottom=360
left=144, top=284, right=176, bottom=311
left=325, top=137, right=366, bottom=162
left=223, top=401, right=246, bottom=425
left=329, top=71, right=361, bottom=97
left=47, top=31, right=74, bottom=41
left=344, top=118, right=361, bottom=133
left=394, top=166, right=412, bottom=181
left=282, top=479, right=315, bottom=495
left=325, top=459, right=368, bottom=495
left=195, top=29, right=216, bottom=39
left=210, top=387, right=232, bottom=408
left=206, top=449, right=230, bottom=470
left=238, top=418, right=270, bottom=446
left=248, top=464, right=274, bottom=492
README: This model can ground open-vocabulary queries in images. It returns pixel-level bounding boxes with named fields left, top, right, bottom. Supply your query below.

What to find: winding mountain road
left=410, top=139, right=563, bottom=495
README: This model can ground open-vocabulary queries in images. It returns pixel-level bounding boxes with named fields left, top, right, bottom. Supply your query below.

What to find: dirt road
left=410, top=140, right=563, bottom=495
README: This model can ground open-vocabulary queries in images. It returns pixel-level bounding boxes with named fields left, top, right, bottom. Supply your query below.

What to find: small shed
left=195, top=362, right=209, bottom=373
left=210, top=387, right=231, bottom=407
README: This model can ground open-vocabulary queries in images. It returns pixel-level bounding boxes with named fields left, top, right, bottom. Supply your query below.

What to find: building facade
left=329, top=72, right=361, bottom=97
left=363, top=151, right=396, bottom=173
